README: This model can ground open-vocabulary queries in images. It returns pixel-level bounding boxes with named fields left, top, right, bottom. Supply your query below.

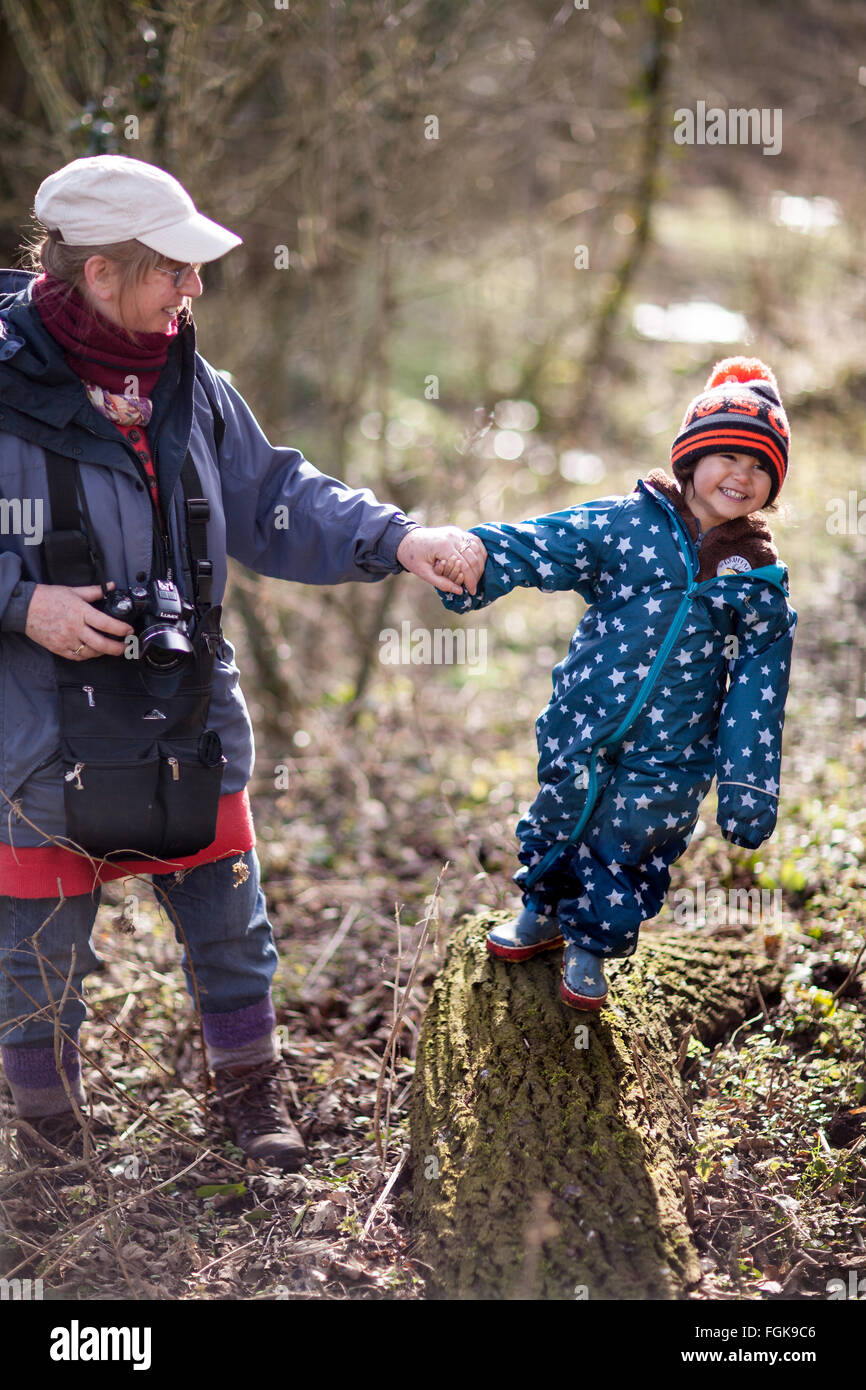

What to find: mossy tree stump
left=410, top=910, right=784, bottom=1300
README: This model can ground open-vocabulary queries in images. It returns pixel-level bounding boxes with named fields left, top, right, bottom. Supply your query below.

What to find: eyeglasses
left=153, top=262, right=202, bottom=290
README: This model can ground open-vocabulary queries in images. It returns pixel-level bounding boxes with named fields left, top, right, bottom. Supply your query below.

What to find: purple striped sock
left=202, top=995, right=278, bottom=1072
left=2, top=1038, right=85, bottom=1118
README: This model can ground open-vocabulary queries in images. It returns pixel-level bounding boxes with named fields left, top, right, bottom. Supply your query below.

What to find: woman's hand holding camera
left=24, top=582, right=134, bottom=661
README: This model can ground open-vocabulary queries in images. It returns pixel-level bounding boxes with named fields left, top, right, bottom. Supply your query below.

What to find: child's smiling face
left=685, top=451, right=772, bottom=530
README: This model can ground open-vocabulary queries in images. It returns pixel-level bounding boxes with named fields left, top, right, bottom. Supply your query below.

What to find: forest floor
left=1, top=596, right=864, bottom=1302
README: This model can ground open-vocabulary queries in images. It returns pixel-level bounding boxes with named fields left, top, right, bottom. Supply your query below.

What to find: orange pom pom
left=705, top=357, right=778, bottom=393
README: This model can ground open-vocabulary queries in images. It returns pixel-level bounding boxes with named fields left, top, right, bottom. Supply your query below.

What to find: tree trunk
left=410, top=910, right=784, bottom=1301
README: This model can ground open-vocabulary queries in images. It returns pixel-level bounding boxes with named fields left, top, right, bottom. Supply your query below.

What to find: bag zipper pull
left=65, top=761, right=84, bottom=790
left=82, top=685, right=95, bottom=708
left=167, top=756, right=180, bottom=781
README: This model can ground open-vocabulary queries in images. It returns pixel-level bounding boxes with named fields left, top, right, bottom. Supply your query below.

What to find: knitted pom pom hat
left=670, top=357, right=790, bottom=503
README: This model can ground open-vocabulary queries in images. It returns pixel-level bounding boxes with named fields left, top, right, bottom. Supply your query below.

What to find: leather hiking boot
left=486, top=907, right=564, bottom=962
left=213, top=1060, right=307, bottom=1171
left=13, top=1107, right=113, bottom=1182
left=560, top=942, right=609, bottom=1011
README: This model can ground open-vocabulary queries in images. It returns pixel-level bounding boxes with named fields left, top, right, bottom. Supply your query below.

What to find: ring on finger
left=73, top=642, right=86, bottom=656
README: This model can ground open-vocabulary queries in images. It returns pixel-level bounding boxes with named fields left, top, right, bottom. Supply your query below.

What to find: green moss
left=411, top=911, right=782, bottom=1299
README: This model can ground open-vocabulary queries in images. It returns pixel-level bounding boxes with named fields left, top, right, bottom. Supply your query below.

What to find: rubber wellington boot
left=560, top=942, right=609, bottom=1011
left=486, top=907, right=564, bottom=962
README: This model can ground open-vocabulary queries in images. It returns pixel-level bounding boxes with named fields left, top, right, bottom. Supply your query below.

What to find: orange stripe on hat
left=670, top=429, right=786, bottom=479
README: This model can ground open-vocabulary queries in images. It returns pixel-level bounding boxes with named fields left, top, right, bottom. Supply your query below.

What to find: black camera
left=100, top=578, right=195, bottom=672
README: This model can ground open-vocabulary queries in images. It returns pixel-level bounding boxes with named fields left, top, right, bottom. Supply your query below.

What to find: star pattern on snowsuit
left=438, top=485, right=796, bottom=962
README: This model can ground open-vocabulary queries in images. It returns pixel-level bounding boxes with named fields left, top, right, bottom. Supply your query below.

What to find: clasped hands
left=24, top=531, right=487, bottom=662
left=396, top=526, right=486, bottom=595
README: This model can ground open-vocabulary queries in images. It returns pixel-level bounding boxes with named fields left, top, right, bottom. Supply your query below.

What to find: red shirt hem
left=0, top=789, right=256, bottom=898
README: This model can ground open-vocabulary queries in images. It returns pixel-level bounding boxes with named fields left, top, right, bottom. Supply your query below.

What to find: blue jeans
left=0, top=849, right=278, bottom=1048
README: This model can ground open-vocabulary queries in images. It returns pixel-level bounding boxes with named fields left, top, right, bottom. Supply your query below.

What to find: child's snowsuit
left=439, top=470, right=797, bottom=959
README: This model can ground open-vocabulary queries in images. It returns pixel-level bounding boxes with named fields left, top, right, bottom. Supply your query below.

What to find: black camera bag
left=42, top=445, right=227, bottom=862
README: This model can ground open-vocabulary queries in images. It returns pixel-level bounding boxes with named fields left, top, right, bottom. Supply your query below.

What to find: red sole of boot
left=559, top=980, right=608, bottom=1011
left=486, top=935, right=565, bottom=962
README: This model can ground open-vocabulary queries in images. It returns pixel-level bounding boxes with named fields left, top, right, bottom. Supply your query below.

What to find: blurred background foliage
left=2, top=0, right=866, bottom=918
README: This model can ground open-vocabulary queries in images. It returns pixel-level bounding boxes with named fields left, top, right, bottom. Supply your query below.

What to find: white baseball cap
left=34, top=155, right=242, bottom=262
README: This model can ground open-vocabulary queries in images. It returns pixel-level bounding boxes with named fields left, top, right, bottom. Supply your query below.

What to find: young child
left=435, top=358, right=797, bottom=1011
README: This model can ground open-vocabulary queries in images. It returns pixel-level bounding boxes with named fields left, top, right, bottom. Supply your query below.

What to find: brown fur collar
left=643, top=468, right=779, bottom=581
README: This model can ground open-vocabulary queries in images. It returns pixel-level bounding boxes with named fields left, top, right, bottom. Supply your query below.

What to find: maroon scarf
left=31, top=272, right=174, bottom=396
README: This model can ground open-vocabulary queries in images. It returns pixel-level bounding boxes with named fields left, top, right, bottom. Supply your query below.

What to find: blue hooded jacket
left=0, top=271, right=416, bottom=847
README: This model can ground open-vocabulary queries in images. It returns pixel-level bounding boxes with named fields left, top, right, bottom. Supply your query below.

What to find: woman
left=0, top=154, right=486, bottom=1172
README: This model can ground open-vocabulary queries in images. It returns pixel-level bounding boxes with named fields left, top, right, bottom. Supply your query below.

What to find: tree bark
left=410, top=910, right=784, bottom=1300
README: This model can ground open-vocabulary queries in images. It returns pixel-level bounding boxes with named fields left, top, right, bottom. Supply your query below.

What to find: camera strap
left=181, top=452, right=213, bottom=610
left=41, top=448, right=213, bottom=612
left=41, top=450, right=108, bottom=589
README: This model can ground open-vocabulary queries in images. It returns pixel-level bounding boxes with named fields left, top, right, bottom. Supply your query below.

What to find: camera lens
left=140, top=625, right=195, bottom=671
